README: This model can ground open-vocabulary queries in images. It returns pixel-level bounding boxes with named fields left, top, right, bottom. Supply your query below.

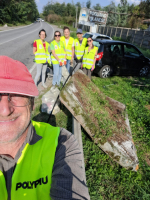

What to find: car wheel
left=139, top=66, right=149, bottom=76
left=99, top=65, right=111, bottom=78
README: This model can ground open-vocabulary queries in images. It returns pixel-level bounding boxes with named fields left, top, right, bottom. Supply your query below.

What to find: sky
left=35, top=0, right=141, bottom=14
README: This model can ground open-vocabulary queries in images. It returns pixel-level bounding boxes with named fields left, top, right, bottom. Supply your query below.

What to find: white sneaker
left=42, top=83, right=47, bottom=88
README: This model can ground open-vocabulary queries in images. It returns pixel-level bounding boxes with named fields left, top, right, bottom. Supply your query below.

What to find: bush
left=47, top=14, right=61, bottom=23
left=63, top=16, right=75, bottom=25
left=70, top=31, right=76, bottom=38
left=140, top=24, right=148, bottom=30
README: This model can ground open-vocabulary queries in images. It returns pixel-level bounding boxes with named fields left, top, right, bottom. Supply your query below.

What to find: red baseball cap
left=0, top=56, right=39, bottom=96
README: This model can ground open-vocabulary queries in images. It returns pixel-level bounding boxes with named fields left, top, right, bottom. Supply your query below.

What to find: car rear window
left=83, top=33, right=93, bottom=38
left=96, top=36, right=110, bottom=40
left=93, top=41, right=103, bottom=52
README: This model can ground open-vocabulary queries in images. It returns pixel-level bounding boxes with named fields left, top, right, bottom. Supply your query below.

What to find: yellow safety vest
left=74, top=38, right=87, bottom=59
left=50, top=40, right=66, bottom=64
left=83, top=46, right=98, bottom=69
left=60, top=36, right=74, bottom=60
left=0, top=121, right=60, bottom=200
left=34, top=39, right=51, bottom=64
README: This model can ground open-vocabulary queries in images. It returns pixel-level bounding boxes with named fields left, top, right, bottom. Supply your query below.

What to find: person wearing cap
left=33, top=29, right=50, bottom=88
left=81, top=37, right=98, bottom=80
left=0, top=56, right=90, bottom=200
left=60, top=26, right=74, bottom=74
left=74, top=29, right=87, bottom=73
left=50, top=31, right=66, bottom=88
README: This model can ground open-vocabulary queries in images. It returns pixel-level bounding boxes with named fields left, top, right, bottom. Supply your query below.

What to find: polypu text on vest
left=16, top=176, right=48, bottom=190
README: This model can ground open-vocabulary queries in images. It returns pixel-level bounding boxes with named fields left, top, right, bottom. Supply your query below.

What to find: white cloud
left=35, top=0, right=39, bottom=3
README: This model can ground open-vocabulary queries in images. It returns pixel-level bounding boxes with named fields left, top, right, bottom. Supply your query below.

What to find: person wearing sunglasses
left=81, top=37, right=98, bottom=80
left=0, top=56, right=90, bottom=200
left=33, top=29, right=51, bottom=88
left=50, top=31, right=66, bottom=88
left=74, top=29, right=87, bottom=73
left=60, top=26, right=74, bottom=74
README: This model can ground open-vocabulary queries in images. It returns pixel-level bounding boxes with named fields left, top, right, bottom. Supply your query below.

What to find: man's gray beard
left=0, top=111, right=32, bottom=144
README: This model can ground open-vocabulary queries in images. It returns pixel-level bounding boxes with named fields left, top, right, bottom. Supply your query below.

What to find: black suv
left=93, top=40, right=150, bottom=78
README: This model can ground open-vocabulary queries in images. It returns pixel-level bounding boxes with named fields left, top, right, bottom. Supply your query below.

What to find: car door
left=123, top=44, right=143, bottom=75
left=109, top=44, right=124, bottom=75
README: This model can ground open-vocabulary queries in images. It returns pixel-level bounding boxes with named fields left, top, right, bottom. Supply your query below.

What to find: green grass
left=2, top=21, right=32, bottom=27
left=47, top=21, right=86, bottom=38
left=48, top=21, right=77, bottom=32
left=83, top=76, right=150, bottom=199
left=32, top=75, right=150, bottom=199
left=32, top=87, right=72, bottom=132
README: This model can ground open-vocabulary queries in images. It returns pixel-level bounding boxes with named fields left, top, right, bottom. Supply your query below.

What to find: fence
left=73, top=22, right=90, bottom=32
left=98, top=26, right=150, bottom=49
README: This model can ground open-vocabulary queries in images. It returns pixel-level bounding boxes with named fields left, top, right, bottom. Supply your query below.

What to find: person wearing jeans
left=50, top=31, right=66, bottom=88
left=52, top=63, right=62, bottom=86
left=60, top=27, right=74, bottom=74
left=33, top=29, right=50, bottom=88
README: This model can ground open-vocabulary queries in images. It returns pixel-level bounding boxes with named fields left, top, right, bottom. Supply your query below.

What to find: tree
left=103, top=1, right=118, bottom=26
left=118, top=0, right=129, bottom=26
left=76, top=2, right=81, bottom=18
left=86, top=0, right=91, bottom=9
left=93, top=3, right=101, bottom=11
left=0, top=0, right=39, bottom=24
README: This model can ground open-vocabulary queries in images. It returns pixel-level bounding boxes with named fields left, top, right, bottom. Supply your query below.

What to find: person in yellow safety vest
left=74, top=29, right=87, bottom=73
left=50, top=31, right=66, bottom=89
left=81, top=37, right=98, bottom=80
left=0, top=56, right=90, bottom=200
left=60, top=26, right=74, bottom=74
left=33, top=29, right=51, bottom=88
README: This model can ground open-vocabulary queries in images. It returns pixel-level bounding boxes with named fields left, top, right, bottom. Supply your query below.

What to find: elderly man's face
left=0, top=94, right=33, bottom=143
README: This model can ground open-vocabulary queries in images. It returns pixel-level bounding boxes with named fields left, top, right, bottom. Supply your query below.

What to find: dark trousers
left=82, top=68, right=91, bottom=80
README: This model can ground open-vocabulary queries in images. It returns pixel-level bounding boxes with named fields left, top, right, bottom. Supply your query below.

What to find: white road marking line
left=29, top=23, right=54, bottom=75
left=48, top=23, right=54, bottom=40
left=0, top=23, right=33, bottom=33
left=0, top=23, right=42, bottom=45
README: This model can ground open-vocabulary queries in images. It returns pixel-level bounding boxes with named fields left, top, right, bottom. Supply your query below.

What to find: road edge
left=0, top=23, right=33, bottom=32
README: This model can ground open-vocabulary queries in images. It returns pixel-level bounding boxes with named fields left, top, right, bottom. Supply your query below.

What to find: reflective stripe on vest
left=74, top=38, right=87, bottom=59
left=50, top=40, right=65, bottom=64
left=83, top=46, right=98, bottom=69
left=34, top=39, right=51, bottom=64
left=0, top=121, right=60, bottom=200
left=60, top=36, right=74, bottom=60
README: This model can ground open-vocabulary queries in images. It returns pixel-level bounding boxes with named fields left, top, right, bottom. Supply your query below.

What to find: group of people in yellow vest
left=33, top=27, right=98, bottom=88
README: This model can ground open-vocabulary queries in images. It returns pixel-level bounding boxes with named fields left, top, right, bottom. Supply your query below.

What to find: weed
left=83, top=76, right=150, bottom=199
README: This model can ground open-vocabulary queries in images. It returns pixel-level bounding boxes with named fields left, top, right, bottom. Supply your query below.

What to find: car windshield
left=83, top=33, right=93, bottom=38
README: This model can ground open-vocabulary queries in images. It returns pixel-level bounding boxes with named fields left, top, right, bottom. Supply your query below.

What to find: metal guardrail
left=72, top=116, right=87, bottom=183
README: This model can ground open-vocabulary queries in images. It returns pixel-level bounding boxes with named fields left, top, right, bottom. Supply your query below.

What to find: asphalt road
left=0, top=22, right=54, bottom=74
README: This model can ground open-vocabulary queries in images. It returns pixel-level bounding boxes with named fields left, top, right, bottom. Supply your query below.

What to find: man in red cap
left=0, top=56, right=90, bottom=200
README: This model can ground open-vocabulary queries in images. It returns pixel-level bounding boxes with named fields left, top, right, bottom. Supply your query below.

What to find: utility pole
left=76, top=6, right=78, bottom=28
